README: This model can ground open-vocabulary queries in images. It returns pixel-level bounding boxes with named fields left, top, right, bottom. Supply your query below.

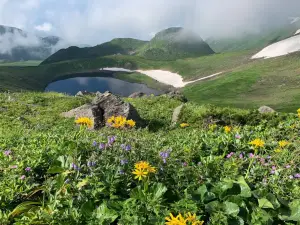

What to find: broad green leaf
left=265, top=193, right=280, bottom=209
left=280, top=200, right=300, bottom=222
left=94, top=202, right=118, bottom=223
left=151, top=183, right=167, bottom=202
left=47, top=166, right=65, bottom=174
left=258, top=198, right=274, bottom=209
left=81, top=201, right=94, bottom=218
left=9, top=201, right=41, bottom=218
left=205, top=200, right=223, bottom=213
left=224, top=201, right=240, bottom=216
left=237, top=177, right=251, bottom=198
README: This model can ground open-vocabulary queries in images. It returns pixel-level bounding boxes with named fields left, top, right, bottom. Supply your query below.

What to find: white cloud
left=35, top=22, right=53, bottom=32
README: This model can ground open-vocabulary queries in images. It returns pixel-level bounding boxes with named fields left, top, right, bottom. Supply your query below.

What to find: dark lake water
left=45, top=77, right=162, bottom=96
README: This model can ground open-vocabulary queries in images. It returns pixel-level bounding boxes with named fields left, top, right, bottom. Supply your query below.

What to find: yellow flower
left=132, top=161, right=156, bottom=181
left=297, top=108, right=300, bottom=118
left=132, top=168, right=148, bottom=181
left=224, top=126, right=231, bottom=133
left=75, top=117, right=93, bottom=128
left=165, top=212, right=204, bottom=225
left=274, top=148, right=283, bottom=153
left=180, top=123, right=189, bottom=128
left=107, top=116, right=115, bottom=124
left=249, top=138, right=265, bottom=148
left=126, top=119, right=136, bottom=127
left=278, top=140, right=289, bottom=148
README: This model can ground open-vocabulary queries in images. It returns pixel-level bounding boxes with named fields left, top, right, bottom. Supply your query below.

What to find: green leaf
left=280, top=200, right=300, bottom=222
left=265, top=193, right=280, bottom=209
left=94, top=202, right=118, bottom=223
left=224, top=201, right=240, bottom=217
left=258, top=198, right=274, bottom=209
left=47, top=166, right=65, bottom=174
left=196, top=185, right=208, bottom=202
left=9, top=202, right=41, bottom=218
left=205, top=200, right=223, bottom=213
left=151, top=183, right=167, bottom=202
left=81, top=201, right=94, bottom=218
left=236, top=177, right=251, bottom=198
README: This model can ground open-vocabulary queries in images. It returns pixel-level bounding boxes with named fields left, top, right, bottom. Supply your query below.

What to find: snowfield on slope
left=102, top=67, right=222, bottom=88
left=252, top=35, right=300, bottom=59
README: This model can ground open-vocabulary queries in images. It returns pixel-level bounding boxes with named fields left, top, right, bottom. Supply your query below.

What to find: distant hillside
left=0, top=25, right=64, bottom=61
left=207, top=20, right=300, bottom=52
left=41, top=38, right=148, bottom=64
left=138, top=27, right=214, bottom=60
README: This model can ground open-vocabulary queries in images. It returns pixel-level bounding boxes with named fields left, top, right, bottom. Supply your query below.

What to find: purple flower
left=25, top=167, right=31, bottom=172
left=87, top=161, right=96, bottom=167
left=226, top=152, right=234, bottom=158
left=92, top=141, right=98, bottom=147
left=71, top=163, right=81, bottom=171
left=272, top=166, right=276, bottom=170
left=119, top=170, right=125, bottom=175
left=125, top=145, right=131, bottom=151
left=235, top=134, right=241, bottom=139
left=294, top=173, right=300, bottom=178
left=64, top=179, right=70, bottom=184
left=10, top=165, right=17, bottom=169
left=270, top=170, right=275, bottom=174
left=120, top=144, right=126, bottom=149
left=120, top=159, right=128, bottom=165
left=249, top=153, right=254, bottom=158
left=183, top=162, right=188, bottom=167
left=20, top=175, right=26, bottom=180
left=285, top=165, right=291, bottom=169
left=267, top=156, right=272, bottom=159
left=99, top=143, right=105, bottom=150
left=108, top=136, right=116, bottom=145
left=4, top=150, right=11, bottom=156
left=239, top=153, right=244, bottom=159
left=159, top=149, right=171, bottom=163
left=260, top=158, right=265, bottom=163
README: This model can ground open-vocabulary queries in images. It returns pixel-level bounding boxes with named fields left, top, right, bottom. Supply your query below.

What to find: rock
left=62, top=92, right=142, bottom=129
left=258, top=106, right=275, bottom=114
left=128, top=92, right=146, bottom=98
left=166, top=90, right=188, bottom=102
left=171, top=104, right=184, bottom=125
left=75, top=91, right=93, bottom=97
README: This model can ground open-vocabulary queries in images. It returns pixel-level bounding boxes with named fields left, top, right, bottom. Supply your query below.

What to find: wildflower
left=120, top=159, right=128, bottom=165
left=132, top=161, right=156, bottom=180
left=226, top=152, right=234, bottom=158
left=125, top=145, right=131, bottom=151
left=224, top=126, right=231, bottom=133
left=294, top=173, right=300, bottom=178
left=249, top=153, right=254, bottom=158
left=249, top=138, right=265, bottom=148
left=92, top=141, right=98, bottom=147
left=160, top=149, right=171, bottom=163
left=71, top=163, right=80, bottom=171
left=289, top=175, right=294, bottom=179
left=4, top=150, right=11, bottom=156
left=270, top=170, right=275, bottom=174
left=239, top=153, right=244, bottom=159
left=25, top=167, right=31, bottom=172
left=10, top=165, right=17, bottom=169
left=286, top=165, right=291, bottom=169
left=278, top=140, right=289, bottom=148
left=75, top=117, right=93, bottom=128
left=64, top=179, right=70, bottom=184
left=297, top=108, right=300, bottom=117
left=87, top=161, right=96, bottom=167
left=180, top=123, right=189, bottom=128
left=99, top=143, right=105, bottom=150
left=165, top=212, right=204, bottom=225
left=182, top=162, right=188, bottom=167
left=120, top=144, right=126, bottom=149
left=119, top=170, right=125, bottom=175
left=20, top=175, right=26, bottom=180
left=126, top=119, right=136, bottom=128
left=272, top=166, right=276, bottom=170
left=132, top=168, right=148, bottom=180
left=235, top=134, right=241, bottom=139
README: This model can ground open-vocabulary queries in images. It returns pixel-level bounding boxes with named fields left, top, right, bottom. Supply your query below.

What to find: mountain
left=41, top=38, right=148, bottom=64
left=206, top=19, right=300, bottom=53
left=138, top=27, right=215, bottom=60
left=0, top=25, right=64, bottom=61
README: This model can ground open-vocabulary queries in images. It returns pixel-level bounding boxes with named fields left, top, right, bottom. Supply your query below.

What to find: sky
left=0, top=0, right=300, bottom=46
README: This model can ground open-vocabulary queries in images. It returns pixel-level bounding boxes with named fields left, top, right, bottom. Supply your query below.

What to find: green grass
left=0, top=60, right=42, bottom=67
left=0, top=92, right=299, bottom=224
left=183, top=52, right=300, bottom=112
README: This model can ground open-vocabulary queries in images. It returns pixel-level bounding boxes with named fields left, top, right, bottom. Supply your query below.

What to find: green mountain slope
left=138, top=27, right=214, bottom=60
left=41, top=38, right=148, bottom=64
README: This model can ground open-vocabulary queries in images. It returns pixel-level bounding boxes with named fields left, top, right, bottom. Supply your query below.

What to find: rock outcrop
left=128, top=92, right=146, bottom=98
left=258, top=106, right=275, bottom=114
left=62, top=91, right=142, bottom=129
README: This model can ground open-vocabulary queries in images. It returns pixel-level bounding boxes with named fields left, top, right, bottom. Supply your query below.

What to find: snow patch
left=295, top=29, right=300, bottom=35
left=252, top=35, right=300, bottom=59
